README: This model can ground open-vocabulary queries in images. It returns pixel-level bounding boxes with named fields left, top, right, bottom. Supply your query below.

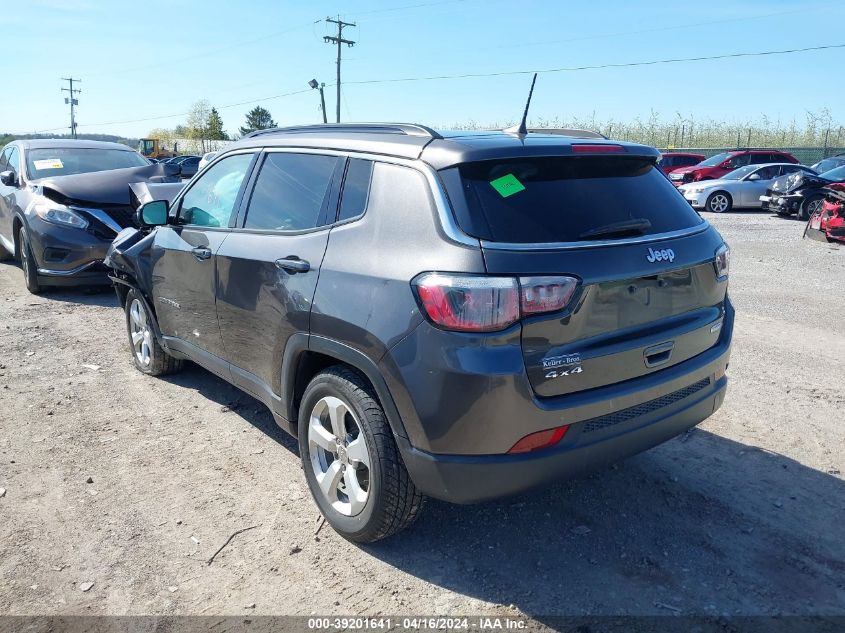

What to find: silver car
left=679, top=163, right=812, bottom=213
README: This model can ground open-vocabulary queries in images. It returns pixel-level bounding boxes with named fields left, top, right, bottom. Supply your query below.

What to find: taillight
left=413, top=273, right=520, bottom=332
left=508, top=424, right=570, bottom=454
left=572, top=144, right=625, bottom=153
left=519, top=276, right=579, bottom=315
left=412, top=273, right=579, bottom=332
left=714, top=243, right=730, bottom=280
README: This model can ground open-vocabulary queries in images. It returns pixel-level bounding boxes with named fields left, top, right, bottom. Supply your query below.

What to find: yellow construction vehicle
left=138, top=138, right=177, bottom=160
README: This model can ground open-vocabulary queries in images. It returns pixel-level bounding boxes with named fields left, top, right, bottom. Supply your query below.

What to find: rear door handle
left=191, top=247, right=212, bottom=260
left=275, top=257, right=310, bottom=273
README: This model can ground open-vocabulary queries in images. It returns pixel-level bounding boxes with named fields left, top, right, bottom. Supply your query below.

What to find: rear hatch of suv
left=439, top=150, right=729, bottom=398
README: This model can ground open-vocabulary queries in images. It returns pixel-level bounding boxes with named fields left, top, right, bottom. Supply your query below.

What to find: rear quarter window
left=441, top=156, right=704, bottom=244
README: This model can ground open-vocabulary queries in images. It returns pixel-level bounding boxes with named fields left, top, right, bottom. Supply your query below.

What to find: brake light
left=412, top=273, right=579, bottom=332
left=413, top=273, right=520, bottom=332
left=572, top=144, right=625, bottom=153
left=508, top=424, right=570, bottom=454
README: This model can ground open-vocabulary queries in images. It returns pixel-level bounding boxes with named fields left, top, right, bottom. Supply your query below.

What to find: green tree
left=207, top=108, right=227, bottom=140
left=186, top=99, right=211, bottom=152
left=239, top=106, right=276, bottom=137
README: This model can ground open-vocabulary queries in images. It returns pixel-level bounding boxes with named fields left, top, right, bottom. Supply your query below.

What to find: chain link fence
left=657, top=147, right=845, bottom=165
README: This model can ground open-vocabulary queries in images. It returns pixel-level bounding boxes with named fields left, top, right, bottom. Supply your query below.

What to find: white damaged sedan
left=678, top=163, right=812, bottom=213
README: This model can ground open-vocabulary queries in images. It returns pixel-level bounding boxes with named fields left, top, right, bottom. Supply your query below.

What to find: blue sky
left=2, top=0, right=843, bottom=138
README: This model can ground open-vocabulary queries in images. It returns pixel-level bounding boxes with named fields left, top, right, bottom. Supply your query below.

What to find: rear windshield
left=441, top=156, right=704, bottom=243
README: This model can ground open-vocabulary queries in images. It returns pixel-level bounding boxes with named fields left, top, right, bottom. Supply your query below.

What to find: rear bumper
left=400, top=375, right=726, bottom=503
left=396, top=300, right=734, bottom=503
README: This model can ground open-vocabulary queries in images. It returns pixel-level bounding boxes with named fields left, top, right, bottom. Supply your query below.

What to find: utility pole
left=61, top=77, right=81, bottom=139
left=323, top=16, right=355, bottom=123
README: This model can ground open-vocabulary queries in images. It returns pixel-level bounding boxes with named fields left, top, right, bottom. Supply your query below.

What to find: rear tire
left=124, top=288, right=183, bottom=376
left=798, top=195, right=823, bottom=221
left=705, top=191, right=732, bottom=213
left=18, top=225, right=41, bottom=294
left=299, top=366, right=425, bottom=543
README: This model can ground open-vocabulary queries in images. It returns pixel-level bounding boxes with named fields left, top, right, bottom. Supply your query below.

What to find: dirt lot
left=0, top=213, right=843, bottom=622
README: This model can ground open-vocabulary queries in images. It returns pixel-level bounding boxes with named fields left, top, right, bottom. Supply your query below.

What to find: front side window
left=726, top=154, right=751, bottom=169
left=243, top=153, right=339, bottom=231
left=6, top=147, right=20, bottom=174
left=754, top=166, right=780, bottom=180
left=179, top=153, right=254, bottom=227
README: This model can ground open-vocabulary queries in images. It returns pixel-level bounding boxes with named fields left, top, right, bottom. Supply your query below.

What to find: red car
left=805, top=183, right=845, bottom=244
left=658, top=152, right=705, bottom=175
left=668, top=149, right=799, bottom=186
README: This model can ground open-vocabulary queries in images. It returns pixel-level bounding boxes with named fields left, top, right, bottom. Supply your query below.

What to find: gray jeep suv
left=106, top=123, right=733, bottom=542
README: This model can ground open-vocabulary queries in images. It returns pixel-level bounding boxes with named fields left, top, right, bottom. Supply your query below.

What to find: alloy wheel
left=129, top=298, right=153, bottom=367
left=709, top=194, right=729, bottom=213
left=807, top=198, right=823, bottom=217
left=308, top=396, right=371, bottom=517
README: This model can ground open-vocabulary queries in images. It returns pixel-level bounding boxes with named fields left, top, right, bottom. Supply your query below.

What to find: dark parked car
left=809, top=154, right=845, bottom=174
left=760, top=165, right=845, bottom=220
left=106, top=123, right=733, bottom=542
left=0, top=140, right=181, bottom=293
left=657, top=152, right=705, bottom=175
left=668, top=149, right=799, bottom=186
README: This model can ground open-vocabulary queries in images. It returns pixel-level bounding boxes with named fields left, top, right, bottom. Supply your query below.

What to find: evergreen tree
left=239, top=106, right=277, bottom=136
left=207, top=108, right=227, bottom=140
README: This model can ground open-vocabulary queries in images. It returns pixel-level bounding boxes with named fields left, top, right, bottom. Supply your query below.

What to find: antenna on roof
left=505, top=73, right=538, bottom=137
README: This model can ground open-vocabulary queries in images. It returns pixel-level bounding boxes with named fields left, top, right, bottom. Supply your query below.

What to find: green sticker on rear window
left=489, top=173, right=526, bottom=198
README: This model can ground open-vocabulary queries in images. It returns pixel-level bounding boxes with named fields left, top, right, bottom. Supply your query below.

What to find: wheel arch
left=281, top=334, right=409, bottom=441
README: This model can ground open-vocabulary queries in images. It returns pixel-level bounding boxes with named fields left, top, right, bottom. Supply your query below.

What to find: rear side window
left=442, top=156, right=704, bottom=244
left=338, top=158, right=374, bottom=221
left=244, top=153, right=339, bottom=231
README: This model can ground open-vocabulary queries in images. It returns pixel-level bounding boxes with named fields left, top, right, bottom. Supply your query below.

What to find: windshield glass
left=723, top=165, right=758, bottom=180
left=697, top=152, right=733, bottom=167
left=813, top=158, right=845, bottom=174
left=819, top=165, right=845, bottom=181
left=139, top=140, right=155, bottom=155
left=26, top=148, right=149, bottom=179
left=441, top=156, right=703, bottom=243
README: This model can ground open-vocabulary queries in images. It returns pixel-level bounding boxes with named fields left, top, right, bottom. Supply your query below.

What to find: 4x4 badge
left=646, top=247, right=675, bottom=263
left=542, top=353, right=583, bottom=379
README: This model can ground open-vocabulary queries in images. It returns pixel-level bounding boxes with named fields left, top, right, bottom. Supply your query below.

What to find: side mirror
left=137, top=200, right=169, bottom=227
left=747, top=173, right=761, bottom=181
left=0, top=170, right=18, bottom=187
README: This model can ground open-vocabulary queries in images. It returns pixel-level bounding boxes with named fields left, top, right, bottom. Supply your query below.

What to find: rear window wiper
left=578, top=218, right=652, bottom=240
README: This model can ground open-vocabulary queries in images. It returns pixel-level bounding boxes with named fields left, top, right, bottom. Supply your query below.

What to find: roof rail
left=527, top=128, right=607, bottom=139
left=244, top=123, right=443, bottom=140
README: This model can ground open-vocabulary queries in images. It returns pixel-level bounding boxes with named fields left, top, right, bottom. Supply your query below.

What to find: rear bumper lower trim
left=399, top=375, right=727, bottom=504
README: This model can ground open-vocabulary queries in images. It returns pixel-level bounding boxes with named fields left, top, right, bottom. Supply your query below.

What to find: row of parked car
left=0, top=126, right=736, bottom=541
left=659, top=149, right=845, bottom=232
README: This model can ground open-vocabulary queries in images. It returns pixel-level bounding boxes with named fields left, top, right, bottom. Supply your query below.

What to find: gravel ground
left=0, top=212, right=843, bottom=622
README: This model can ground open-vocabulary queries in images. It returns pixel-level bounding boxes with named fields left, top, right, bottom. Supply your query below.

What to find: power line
left=484, top=1, right=841, bottom=53
left=344, top=42, right=845, bottom=85
left=30, top=42, right=844, bottom=134
left=324, top=16, right=356, bottom=123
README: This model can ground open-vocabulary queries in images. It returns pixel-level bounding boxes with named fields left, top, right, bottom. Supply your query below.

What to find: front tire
left=299, top=366, right=425, bottom=543
left=705, top=191, right=732, bottom=213
left=18, top=225, right=41, bottom=294
left=124, top=288, right=183, bottom=376
left=798, top=195, right=823, bottom=221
